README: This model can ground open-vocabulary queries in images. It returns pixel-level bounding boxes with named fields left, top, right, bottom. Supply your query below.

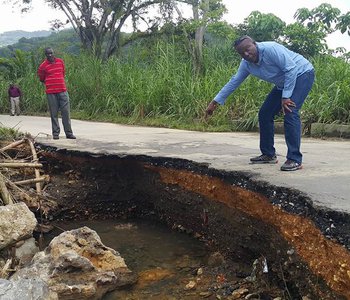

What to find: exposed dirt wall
left=38, top=149, right=350, bottom=299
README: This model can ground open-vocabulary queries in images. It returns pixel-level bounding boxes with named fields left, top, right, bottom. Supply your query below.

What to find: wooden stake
left=0, top=162, right=42, bottom=168
left=13, top=176, right=49, bottom=186
left=0, top=139, right=25, bottom=152
left=0, top=160, right=27, bottom=163
left=27, top=139, right=42, bottom=194
left=0, top=259, right=12, bottom=279
left=0, top=172, right=13, bottom=205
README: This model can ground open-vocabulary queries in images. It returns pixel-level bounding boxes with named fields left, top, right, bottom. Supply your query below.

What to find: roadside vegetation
left=0, top=126, right=26, bottom=141
left=0, top=1, right=350, bottom=132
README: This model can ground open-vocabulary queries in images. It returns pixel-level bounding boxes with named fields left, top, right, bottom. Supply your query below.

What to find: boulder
left=0, top=278, right=58, bottom=300
left=15, top=237, right=39, bottom=266
left=11, top=226, right=136, bottom=300
left=0, top=202, right=37, bottom=250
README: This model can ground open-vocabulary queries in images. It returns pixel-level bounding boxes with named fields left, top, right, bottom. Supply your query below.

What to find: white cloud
left=0, top=2, right=65, bottom=33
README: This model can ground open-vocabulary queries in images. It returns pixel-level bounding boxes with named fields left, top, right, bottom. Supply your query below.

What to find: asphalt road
left=1, top=114, right=350, bottom=213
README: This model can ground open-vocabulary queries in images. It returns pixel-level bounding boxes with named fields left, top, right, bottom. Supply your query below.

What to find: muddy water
left=46, top=219, right=210, bottom=299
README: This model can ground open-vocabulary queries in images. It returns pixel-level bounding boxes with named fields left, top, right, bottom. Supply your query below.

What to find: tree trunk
left=193, top=0, right=209, bottom=76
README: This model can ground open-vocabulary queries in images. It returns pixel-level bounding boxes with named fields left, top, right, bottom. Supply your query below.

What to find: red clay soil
left=148, top=166, right=350, bottom=299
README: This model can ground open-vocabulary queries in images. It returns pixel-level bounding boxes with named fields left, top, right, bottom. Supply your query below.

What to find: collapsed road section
left=35, top=142, right=350, bottom=300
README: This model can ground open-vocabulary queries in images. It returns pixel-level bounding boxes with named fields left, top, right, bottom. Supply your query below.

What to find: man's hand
left=205, top=100, right=218, bottom=120
left=281, top=98, right=296, bottom=114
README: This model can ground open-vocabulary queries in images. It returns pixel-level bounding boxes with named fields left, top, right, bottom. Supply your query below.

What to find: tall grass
left=1, top=39, right=349, bottom=131
left=304, top=55, right=350, bottom=125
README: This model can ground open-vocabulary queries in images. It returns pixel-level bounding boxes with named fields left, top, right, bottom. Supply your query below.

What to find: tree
left=192, top=0, right=209, bottom=75
left=336, top=12, right=350, bottom=35
left=10, top=0, right=170, bottom=60
left=172, top=0, right=226, bottom=75
left=294, top=3, right=341, bottom=34
left=236, top=11, right=285, bottom=42
left=282, top=23, right=327, bottom=57
left=0, top=49, right=34, bottom=80
left=285, top=3, right=343, bottom=57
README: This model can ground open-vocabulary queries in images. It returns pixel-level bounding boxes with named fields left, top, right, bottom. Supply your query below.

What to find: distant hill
left=0, top=28, right=148, bottom=59
left=0, top=30, right=52, bottom=47
left=0, top=29, right=81, bottom=58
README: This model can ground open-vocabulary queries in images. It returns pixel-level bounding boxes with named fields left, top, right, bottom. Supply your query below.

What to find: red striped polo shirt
left=38, top=58, right=67, bottom=94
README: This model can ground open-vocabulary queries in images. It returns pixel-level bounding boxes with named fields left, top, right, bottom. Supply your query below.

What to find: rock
left=137, top=268, right=174, bottom=288
left=35, top=223, right=54, bottom=233
left=0, top=202, right=37, bottom=250
left=185, top=280, right=196, bottom=290
left=208, top=252, right=225, bottom=267
left=199, top=291, right=212, bottom=298
left=245, top=293, right=260, bottom=299
left=114, top=223, right=137, bottom=230
left=15, top=240, right=25, bottom=248
left=287, top=248, right=295, bottom=255
left=15, top=237, right=39, bottom=266
left=231, top=288, right=249, bottom=299
left=230, top=292, right=241, bottom=300
left=176, top=254, right=200, bottom=269
left=11, top=226, right=136, bottom=300
left=0, top=278, right=58, bottom=300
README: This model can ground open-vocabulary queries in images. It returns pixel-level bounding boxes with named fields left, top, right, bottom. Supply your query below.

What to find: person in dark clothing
left=8, top=83, right=22, bottom=116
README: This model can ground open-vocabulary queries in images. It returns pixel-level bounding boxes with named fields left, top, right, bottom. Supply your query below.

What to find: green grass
left=0, top=125, right=26, bottom=141
left=1, top=39, right=349, bottom=132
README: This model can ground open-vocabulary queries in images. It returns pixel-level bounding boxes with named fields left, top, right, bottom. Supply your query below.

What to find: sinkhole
left=36, top=145, right=350, bottom=300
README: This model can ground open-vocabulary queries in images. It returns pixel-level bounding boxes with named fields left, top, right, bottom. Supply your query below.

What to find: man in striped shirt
left=38, top=47, right=76, bottom=140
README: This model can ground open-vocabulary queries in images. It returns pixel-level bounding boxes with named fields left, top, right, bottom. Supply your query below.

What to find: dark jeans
left=47, top=91, right=73, bottom=137
left=258, top=70, right=315, bottom=164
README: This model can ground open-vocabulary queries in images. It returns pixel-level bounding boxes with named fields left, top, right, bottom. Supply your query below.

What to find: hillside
left=0, top=30, right=52, bottom=47
left=0, top=29, right=80, bottom=57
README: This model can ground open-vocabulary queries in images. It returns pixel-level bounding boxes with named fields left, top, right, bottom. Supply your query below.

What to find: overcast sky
left=0, top=0, right=349, bottom=50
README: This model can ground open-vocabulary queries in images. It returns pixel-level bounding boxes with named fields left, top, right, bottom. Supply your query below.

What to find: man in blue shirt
left=205, top=36, right=315, bottom=171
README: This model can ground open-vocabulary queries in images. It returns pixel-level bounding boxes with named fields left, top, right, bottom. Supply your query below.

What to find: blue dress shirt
left=214, top=41, right=314, bottom=105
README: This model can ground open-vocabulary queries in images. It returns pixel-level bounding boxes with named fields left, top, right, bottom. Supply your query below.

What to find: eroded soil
left=31, top=147, right=350, bottom=300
